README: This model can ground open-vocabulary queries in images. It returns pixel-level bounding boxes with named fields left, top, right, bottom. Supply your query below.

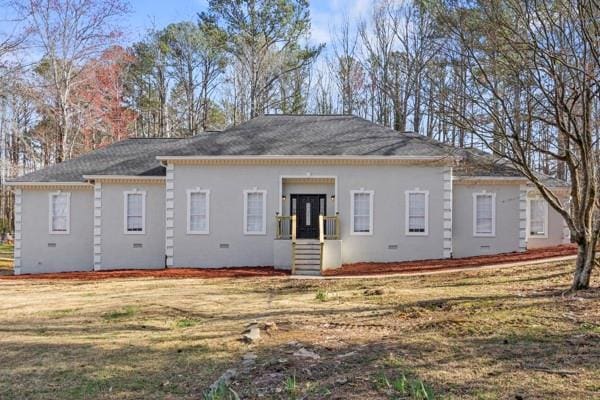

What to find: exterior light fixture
left=282, top=195, right=287, bottom=201
left=331, top=195, right=335, bottom=201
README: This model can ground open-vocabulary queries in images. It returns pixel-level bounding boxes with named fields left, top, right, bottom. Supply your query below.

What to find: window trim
left=350, top=190, right=374, bottom=236
left=187, top=189, right=210, bottom=235
left=527, top=197, right=549, bottom=239
left=243, top=189, right=267, bottom=235
left=123, top=190, right=146, bottom=235
left=473, top=192, right=496, bottom=237
left=405, top=190, right=429, bottom=236
left=48, top=191, right=71, bottom=235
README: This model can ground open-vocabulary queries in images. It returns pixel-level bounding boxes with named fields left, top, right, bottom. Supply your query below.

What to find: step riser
left=293, top=241, right=322, bottom=275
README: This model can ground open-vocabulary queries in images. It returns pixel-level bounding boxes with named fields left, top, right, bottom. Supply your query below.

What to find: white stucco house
left=9, top=115, right=570, bottom=275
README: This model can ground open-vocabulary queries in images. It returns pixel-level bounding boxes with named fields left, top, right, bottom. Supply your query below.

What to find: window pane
left=127, top=194, right=143, bottom=217
left=51, top=194, right=68, bottom=232
left=127, top=216, right=143, bottom=231
left=190, top=215, right=206, bottom=232
left=530, top=199, right=546, bottom=235
left=408, top=192, right=426, bottom=232
left=127, top=194, right=143, bottom=231
left=189, top=192, right=207, bottom=232
left=476, top=195, right=493, bottom=234
left=353, top=193, right=371, bottom=232
left=246, top=192, right=264, bottom=233
left=306, top=202, right=311, bottom=226
left=52, top=216, right=67, bottom=232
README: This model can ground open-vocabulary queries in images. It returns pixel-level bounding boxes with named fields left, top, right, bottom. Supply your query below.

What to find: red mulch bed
left=0, top=245, right=578, bottom=281
left=323, top=244, right=578, bottom=276
left=1, top=266, right=288, bottom=281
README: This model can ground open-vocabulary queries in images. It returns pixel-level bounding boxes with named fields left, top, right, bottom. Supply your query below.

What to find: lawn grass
left=0, top=261, right=598, bottom=399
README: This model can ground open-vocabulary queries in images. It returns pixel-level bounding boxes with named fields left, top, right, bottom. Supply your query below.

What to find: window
left=244, top=190, right=266, bottom=235
left=49, top=192, right=70, bottom=234
left=124, top=191, right=145, bottom=234
left=528, top=198, right=548, bottom=237
left=405, top=190, right=428, bottom=235
left=473, top=192, right=495, bottom=236
left=351, top=190, right=373, bottom=235
left=187, top=190, right=210, bottom=234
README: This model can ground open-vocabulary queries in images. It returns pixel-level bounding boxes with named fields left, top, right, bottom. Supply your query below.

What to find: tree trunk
left=572, top=236, right=597, bottom=290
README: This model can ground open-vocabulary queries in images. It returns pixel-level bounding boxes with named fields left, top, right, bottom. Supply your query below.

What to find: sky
left=124, top=0, right=372, bottom=45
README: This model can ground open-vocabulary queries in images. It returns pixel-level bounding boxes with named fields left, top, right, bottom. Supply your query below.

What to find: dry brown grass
left=0, top=261, right=598, bottom=399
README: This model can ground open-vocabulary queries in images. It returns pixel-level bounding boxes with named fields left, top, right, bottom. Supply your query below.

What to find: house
left=9, top=115, right=570, bottom=275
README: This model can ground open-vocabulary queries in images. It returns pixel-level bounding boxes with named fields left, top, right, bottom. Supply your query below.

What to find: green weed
left=315, top=289, right=328, bottom=301
left=102, top=305, right=138, bottom=321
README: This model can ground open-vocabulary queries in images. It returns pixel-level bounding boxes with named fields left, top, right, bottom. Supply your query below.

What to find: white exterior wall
left=19, top=188, right=94, bottom=274
left=453, top=183, right=521, bottom=258
left=171, top=163, right=447, bottom=267
left=99, top=183, right=165, bottom=269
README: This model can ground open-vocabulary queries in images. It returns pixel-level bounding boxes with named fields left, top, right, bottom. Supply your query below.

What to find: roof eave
left=7, top=181, right=91, bottom=189
left=453, top=176, right=528, bottom=185
left=83, top=175, right=166, bottom=184
left=83, top=175, right=165, bottom=181
left=156, top=155, right=461, bottom=165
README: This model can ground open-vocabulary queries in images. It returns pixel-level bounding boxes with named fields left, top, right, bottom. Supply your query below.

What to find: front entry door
left=291, top=194, right=326, bottom=239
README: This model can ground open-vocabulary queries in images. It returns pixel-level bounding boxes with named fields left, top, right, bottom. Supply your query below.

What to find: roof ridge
left=261, top=113, right=355, bottom=117
left=125, top=136, right=185, bottom=140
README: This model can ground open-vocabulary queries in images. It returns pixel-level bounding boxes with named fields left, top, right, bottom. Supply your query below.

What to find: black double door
left=291, top=194, right=326, bottom=239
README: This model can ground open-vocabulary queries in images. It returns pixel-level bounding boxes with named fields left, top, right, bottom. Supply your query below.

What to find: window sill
left=124, top=231, right=146, bottom=235
left=350, top=231, right=373, bottom=236
left=528, top=234, right=548, bottom=239
left=187, top=231, right=210, bottom=235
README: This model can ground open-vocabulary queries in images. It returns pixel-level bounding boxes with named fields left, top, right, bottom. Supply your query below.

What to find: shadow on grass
left=0, top=340, right=230, bottom=400
left=224, top=329, right=599, bottom=399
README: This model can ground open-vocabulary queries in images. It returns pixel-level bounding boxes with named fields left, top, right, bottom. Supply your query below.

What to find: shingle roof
left=453, top=148, right=523, bottom=178
left=12, top=115, right=461, bottom=182
left=10, top=114, right=567, bottom=187
left=162, top=115, right=459, bottom=157
left=11, top=138, right=188, bottom=182
left=453, top=147, right=569, bottom=187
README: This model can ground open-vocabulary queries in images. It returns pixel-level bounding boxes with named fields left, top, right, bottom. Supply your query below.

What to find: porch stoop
left=293, top=239, right=322, bottom=276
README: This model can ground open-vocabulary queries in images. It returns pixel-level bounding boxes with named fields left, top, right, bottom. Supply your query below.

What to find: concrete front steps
left=293, top=240, right=322, bottom=276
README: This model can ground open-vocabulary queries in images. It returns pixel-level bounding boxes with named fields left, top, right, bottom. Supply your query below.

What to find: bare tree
left=13, top=0, right=129, bottom=161
left=439, top=0, right=600, bottom=290
left=331, top=18, right=363, bottom=115
left=204, top=0, right=322, bottom=119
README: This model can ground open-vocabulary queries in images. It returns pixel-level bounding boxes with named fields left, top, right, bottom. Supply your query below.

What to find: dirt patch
left=1, top=266, right=289, bottom=280
left=325, top=244, right=578, bottom=276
